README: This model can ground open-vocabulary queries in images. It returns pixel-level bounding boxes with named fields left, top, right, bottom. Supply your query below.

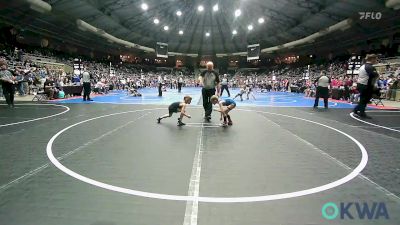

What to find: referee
left=353, top=54, right=379, bottom=118
left=313, top=71, right=331, bottom=109
left=199, top=61, right=220, bottom=121
left=220, top=74, right=230, bottom=97
left=178, top=75, right=183, bottom=93
left=82, top=68, right=93, bottom=101
left=158, top=75, right=163, bottom=97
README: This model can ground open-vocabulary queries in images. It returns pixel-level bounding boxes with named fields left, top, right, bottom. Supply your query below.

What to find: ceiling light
left=141, top=3, right=148, bottom=10
left=205, top=32, right=210, bottom=37
left=213, top=4, right=219, bottom=11
left=179, top=30, right=183, bottom=35
left=232, top=29, right=237, bottom=35
left=258, top=17, right=265, bottom=24
left=198, top=5, right=204, bottom=12
left=234, top=9, right=241, bottom=17
left=153, top=18, right=159, bottom=24
left=247, top=24, right=253, bottom=30
left=164, top=26, right=169, bottom=31
left=176, top=10, right=182, bottom=16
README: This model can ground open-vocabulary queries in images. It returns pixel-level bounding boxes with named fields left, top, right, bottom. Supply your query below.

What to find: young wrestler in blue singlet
left=157, top=96, right=192, bottom=126
left=210, top=95, right=236, bottom=126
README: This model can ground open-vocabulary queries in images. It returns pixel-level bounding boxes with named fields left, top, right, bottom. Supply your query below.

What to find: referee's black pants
left=354, top=83, right=373, bottom=116
left=202, top=88, right=215, bottom=118
left=158, top=83, right=162, bottom=96
left=83, top=82, right=91, bottom=100
left=178, top=82, right=182, bottom=93
left=314, top=86, right=329, bottom=108
left=2, top=82, right=15, bottom=107
left=221, top=85, right=230, bottom=97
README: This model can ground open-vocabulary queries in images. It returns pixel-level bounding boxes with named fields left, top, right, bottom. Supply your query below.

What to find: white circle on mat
left=46, top=108, right=368, bottom=203
left=0, top=104, right=70, bottom=127
left=350, top=112, right=400, bottom=133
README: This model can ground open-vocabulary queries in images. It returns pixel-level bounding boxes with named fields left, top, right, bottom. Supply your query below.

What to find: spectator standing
left=38, top=66, right=47, bottom=87
left=331, top=77, right=338, bottom=89
left=377, top=76, right=387, bottom=90
left=343, top=76, right=353, bottom=101
left=387, top=75, right=399, bottom=100
left=0, top=59, right=16, bottom=107
left=13, top=68, right=25, bottom=96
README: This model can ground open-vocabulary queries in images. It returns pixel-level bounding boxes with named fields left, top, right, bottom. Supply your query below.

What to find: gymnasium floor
left=0, top=88, right=400, bottom=225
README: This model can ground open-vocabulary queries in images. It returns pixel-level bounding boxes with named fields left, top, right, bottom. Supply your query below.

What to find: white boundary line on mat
left=46, top=108, right=369, bottom=203
left=0, top=113, right=150, bottom=193
left=0, top=104, right=70, bottom=127
left=365, top=110, right=400, bottom=113
left=183, top=121, right=204, bottom=225
left=350, top=112, right=400, bottom=133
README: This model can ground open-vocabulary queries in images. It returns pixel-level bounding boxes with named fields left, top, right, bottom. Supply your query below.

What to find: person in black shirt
left=44, top=77, right=58, bottom=100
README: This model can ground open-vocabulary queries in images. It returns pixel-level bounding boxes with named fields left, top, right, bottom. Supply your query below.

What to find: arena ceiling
left=0, top=0, right=398, bottom=56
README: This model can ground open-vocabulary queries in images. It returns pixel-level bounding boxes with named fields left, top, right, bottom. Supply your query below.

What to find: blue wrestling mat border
left=53, top=87, right=357, bottom=109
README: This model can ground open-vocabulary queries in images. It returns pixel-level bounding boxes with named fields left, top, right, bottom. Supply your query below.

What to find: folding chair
left=371, top=90, right=386, bottom=107
left=31, top=86, right=48, bottom=102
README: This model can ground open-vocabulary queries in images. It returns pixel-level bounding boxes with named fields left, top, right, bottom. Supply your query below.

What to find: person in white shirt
left=313, top=71, right=331, bottom=109
left=96, top=78, right=108, bottom=93
left=220, top=74, right=230, bottom=97
left=353, top=54, right=379, bottom=118
left=120, top=78, right=126, bottom=90
left=178, top=75, right=184, bottom=93
left=82, top=69, right=92, bottom=101
left=158, top=75, right=163, bottom=96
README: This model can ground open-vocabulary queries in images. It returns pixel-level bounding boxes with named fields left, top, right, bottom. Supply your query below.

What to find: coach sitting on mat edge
left=199, top=61, right=220, bottom=121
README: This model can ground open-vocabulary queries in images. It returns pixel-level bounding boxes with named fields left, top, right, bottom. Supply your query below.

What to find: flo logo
left=321, top=202, right=389, bottom=220
left=359, top=12, right=382, bottom=20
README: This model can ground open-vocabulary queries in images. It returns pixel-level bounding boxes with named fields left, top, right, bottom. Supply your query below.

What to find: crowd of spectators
left=0, top=47, right=200, bottom=99
left=1, top=45, right=400, bottom=103
left=227, top=61, right=400, bottom=103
